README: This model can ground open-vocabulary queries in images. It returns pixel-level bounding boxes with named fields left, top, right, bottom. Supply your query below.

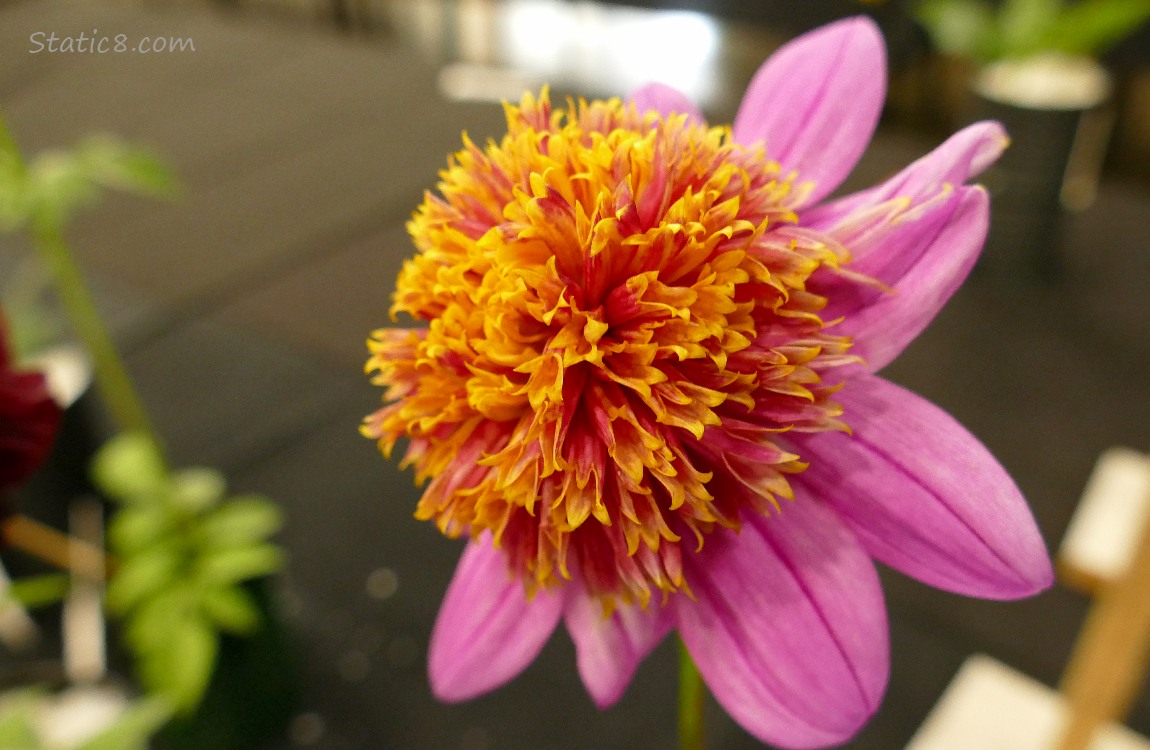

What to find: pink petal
left=802, top=124, right=1009, bottom=371
left=732, top=17, right=886, bottom=207
left=629, top=82, right=704, bottom=125
left=803, top=121, right=1008, bottom=235
left=428, top=536, right=564, bottom=701
left=564, top=592, right=674, bottom=708
left=793, top=375, right=1053, bottom=599
left=819, top=186, right=990, bottom=372
left=676, top=501, right=888, bottom=749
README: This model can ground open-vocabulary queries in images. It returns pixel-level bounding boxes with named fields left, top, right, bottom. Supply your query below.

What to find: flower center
left=364, top=91, right=858, bottom=607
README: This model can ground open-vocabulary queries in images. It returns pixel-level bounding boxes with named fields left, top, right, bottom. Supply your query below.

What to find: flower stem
left=31, top=223, right=159, bottom=445
left=679, top=638, right=706, bottom=750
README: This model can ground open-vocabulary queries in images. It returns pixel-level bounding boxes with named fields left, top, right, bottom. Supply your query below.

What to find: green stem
left=32, top=224, right=159, bottom=441
left=0, top=109, right=164, bottom=462
left=679, top=638, right=706, bottom=750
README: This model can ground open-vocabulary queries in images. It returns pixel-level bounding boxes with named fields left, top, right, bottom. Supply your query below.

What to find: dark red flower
left=0, top=314, right=60, bottom=497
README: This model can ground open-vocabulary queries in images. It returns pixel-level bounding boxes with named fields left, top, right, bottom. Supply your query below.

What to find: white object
left=23, top=343, right=92, bottom=409
left=0, top=561, right=39, bottom=651
left=975, top=54, right=1112, bottom=111
left=1060, top=448, right=1150, bottom=587
left=907, top=655, right=1150, bottom=750
left=36, top=685, right=129, bottom=749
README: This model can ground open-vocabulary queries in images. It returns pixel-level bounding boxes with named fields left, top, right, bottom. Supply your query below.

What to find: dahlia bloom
left=0, top=313, right=59, bottom=504
left=363, top=17, right=1052, bottom=748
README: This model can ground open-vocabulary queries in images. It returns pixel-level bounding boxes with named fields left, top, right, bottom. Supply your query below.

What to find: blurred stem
left=679, top=638, right=706, bottom=750
left=31, top=222, right=159, bottom=443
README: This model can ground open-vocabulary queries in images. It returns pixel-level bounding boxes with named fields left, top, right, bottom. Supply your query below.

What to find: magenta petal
left=803, top=121, right=1008, bottom=234
left=428, top=536, right=564, bottom=701
left=794, top=376, right=1053, bottom=599
left=732, top=17, right=885, bottom=207
left=629, top=82, right=704, bottom=125
left=564, top=592, right=673, bottom=708
left=820, top=186, right=989, bottom=371
left=676, top=501, right=888, bottom=749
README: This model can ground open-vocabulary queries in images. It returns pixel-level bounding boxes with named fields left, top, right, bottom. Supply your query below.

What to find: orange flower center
left=364, top=91, right=858, bottom=608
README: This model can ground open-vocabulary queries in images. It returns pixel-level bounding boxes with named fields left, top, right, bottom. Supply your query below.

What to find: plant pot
left=3, top=343, right=105, bottom=617
left=968, top=54, right=1114, bottom=279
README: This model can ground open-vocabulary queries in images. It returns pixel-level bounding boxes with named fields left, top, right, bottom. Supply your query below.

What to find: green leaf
left=124, top=587, right=192, bottom=656
left=200, top=585, right=261, bottom=635
left=106, top=546, right=182, bottom=614
left=171, top=467, right=227, bottom=513
left=90, top=432, right=169, bottom=504
left=0, top=690, right=43, bottom=747
left=144, top=616, right=218, bottom=714
left=108, top=506, right=174, bottom=555
left=0, top=153, right=30, bottom=232
left=998, top=0, right=1065, bottom=56
left=25, top=148, right=101, bottom=227
left=199, top=496, right=283, bottom=548
left=74, top=136, right=177, bottom=200
left=12, top=135, right=176, bottom=228
left=915, top=0, right=996, bottom=57
left=76, top=696, right=174, bottom=750
left=6, top=573, right=70, bottom=609
left=195, top=544, right=283, bottom=586
left=1040, top=0, right=1150, bottom=54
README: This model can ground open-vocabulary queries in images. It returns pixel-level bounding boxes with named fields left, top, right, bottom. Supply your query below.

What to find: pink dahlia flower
left=363, top=16, right=1052, bottom=748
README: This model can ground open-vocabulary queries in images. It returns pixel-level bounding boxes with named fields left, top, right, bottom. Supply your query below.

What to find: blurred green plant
left=0, top=133, right=175, bottom=234
left=92, top=433, right=284, bottom=714
left=0, top=128, right=174, bottom=359
left=913, top=0, right=1150, bottom=61
left=0, top=109, right=291, bottom=742
left=0, top=688, right=173, bottom=750
left=5, top=572, right=71, bottom=608
left=0, top=114, right=171, bottom=435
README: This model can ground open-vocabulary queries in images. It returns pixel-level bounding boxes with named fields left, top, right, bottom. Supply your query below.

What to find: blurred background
left=1, top=0, right=1149, bottom=748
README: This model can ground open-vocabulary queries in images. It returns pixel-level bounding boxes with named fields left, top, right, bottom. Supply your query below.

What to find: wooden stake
left=1056, top=455, right=1150, bottom=750
left=63, top=499, right=106, bottom=684
left=1, top=514, right=107, bottom=582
